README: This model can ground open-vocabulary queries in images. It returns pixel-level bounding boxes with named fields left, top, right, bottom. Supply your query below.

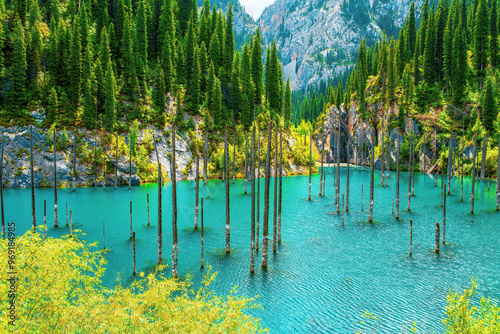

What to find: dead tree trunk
left=201, top=197, right=204, bottom=269
left=54, top=128, right=58, bottom=228
left=225, top=126, right=231, bottom=253
left=73, top=130, right=77, bottom=191
left=194, top=153, right=199, bottom=229
left=435, top=222, right=440, bottom=254
left=147, top=193, right=150, bottom=226
left=409, top=219, right=413, bottom=256
left=346, top=134, right=350, bottom=212
left=319, top=133, right=324, bottom=196
left=233, top=129, right=236, bottom=184
left=441, top=167, right=444, bottom=207
left=278, top=126, right=283, bottom=242
left=273, top=127, right=278, bottom=253
left=396, top=134, right=400, bottom=219
left=407, top=132, right=412, bottom=212
left=130, top=201, right=133, bottom=239
left=336, top=115, right=341, bottom=213
left=245, top=131, right=248, bottom=194
left=411, top=132, right=415, bottom=196
left=496, top=133, right=500, bottom=210
left=115, top=132, right=118, bottom=189
left=250, top=121, right=256, bottom=273
left=204, top=130, right=208, bottom=185
left=262, top=123, right=272, bottom=268
left=172, top=125, right=178, bottom=277
left=481, top=134, right=488, bottom=181
left=257, top=126, right=260, bottom=252
left=129, top=134, right=132, bottom=189
left=154, top=138, right=162, bottom=266
left=471, top=131, right=477, bottom=214
left=381, top=120, right=385, bottom=186
left=133, top=231, right=136, bottom=275
left=30, top=127, right=37, bottom=232
left=308, top=129, right=312, bottom=201
left=1, top=132, right=4, bottom=238
left=369, top=128, right=375, bottom=223
left=95, top=110, right=98, bottom=191
left=447, top=131, right=453, bottom=195
left=461, top=142, right=464, bottom=201
left=103, top=222, right=105, bottom=249
left=443, top=185, right=447, bottom=244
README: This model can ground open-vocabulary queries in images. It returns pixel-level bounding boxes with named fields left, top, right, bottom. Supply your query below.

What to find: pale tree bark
left=407, top=132, right=412, bottom=211
left=225, top=126, right=231, bottom=253
left=481, top=134, right=488, bottom=181
left=396, top=133, right=400, bottom=219
left=273, top=127, right=278, bottom=253
left=346, top=133, right=350, bottom=212
left=204, top=129, right=210, bottom=197
left=194, top=153, right=199, bottom=229
left=369, top=127, right=375, bottom=223
left=496, top=133, right=500, bottom=211
left=153, top=137, right=162, bottom=266
left=471, top=131, right=477, bottom=214
left=172, top=125, right=178, bottom=277
left=308, top=129, right=312, bottom=201
left=0, top=132, right=4, bottom=238
left=278, top=126, right=283, bottom=242
left=129, top=134, right=132, bottom=190
left=250, top=121, right=256, bottom=273
left=245, top=131, right=248, bottom=194
left=115, top=132, right=118, bottom=189
left=54, top=128, right=58, bottom=228
left=319, top=132, right=324, bottom=196
left=30, top=127, right=36, bottom=232
left=411, top=132, right=415, bottom=196
left=201, top=197, right=204, bottom=268
left=381, top=119, right=385, bottom=186
left=256, top=126, right=260, bottom=252
left=233, top=129, right=236, bottom=184
left=336, top=113, right=341, bottom=213
left=447, top=131, right=453, bottom=195
left=262, top=123, right=272, bottom=268
left=73, top=130, right=77, bottom=191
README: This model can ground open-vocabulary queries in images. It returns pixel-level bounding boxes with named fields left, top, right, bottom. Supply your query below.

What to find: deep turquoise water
left=5, top=168, right=500, bottom=333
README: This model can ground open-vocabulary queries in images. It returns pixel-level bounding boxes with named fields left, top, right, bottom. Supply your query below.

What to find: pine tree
left=474, top=0, right=489, bottom=89
left=406, top=2, right=417, bottom=58
left=251, top=29, right=264, bottom=107
left=69, top=17, right=82, bottom=113
left=396, top=29, right=406, bottom=76
left=161, top=35, right=174, bottom=93
left=135, top=0, right=148, bottom=93
left=103, top=61, right=117, bottom=131
left=175, top=41, right=185, bottom=85
left=178, top=0, right=197, bottom=36
left=8, top=15, right=27, bottom=117
left=189, top=47, right=201, bottom=111
left=443, top=5, right=455, bottom=90
left=199, top=41, right=208, bottom=92
left=452, top=29, right=468, bottom=105
left=46, top=87, right=59, bottom=125
left=231, top=53, right=241, bottom=121
left=212, top=77, right=222, bottom=126
left=435, top=0, right=448, bottom=81
left=481, top=77, right=497, bottom=134
left=184, top=17, right=197, bottom=85
left=153, top=62, right=166, bottom=125
left=423, top=10, right=436, bottom=85
left=284, top=77, right=292, bottom=126
left=268, top=42, right=281, bottom=115
left=490, top=0, right=498, bottom=67
left=224, top=5, right=235, bottom=83
left=209, top=32, right=221, bottom=70
left=386, top=37, right=396, bottom=105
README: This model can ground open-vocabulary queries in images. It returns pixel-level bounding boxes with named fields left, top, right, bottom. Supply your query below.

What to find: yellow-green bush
left=0, top=231, right=266, bottom=333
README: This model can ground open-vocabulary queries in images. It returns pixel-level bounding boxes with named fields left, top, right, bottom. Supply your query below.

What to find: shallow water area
left=7, top=168, right=500, bottom=333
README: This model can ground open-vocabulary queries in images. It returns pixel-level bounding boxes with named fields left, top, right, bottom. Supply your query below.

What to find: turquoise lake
left=6, top=168, right=500, bottom=333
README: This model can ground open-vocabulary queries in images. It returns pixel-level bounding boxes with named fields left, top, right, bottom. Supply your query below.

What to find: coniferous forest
left=2, top=0, right=500, bottom=333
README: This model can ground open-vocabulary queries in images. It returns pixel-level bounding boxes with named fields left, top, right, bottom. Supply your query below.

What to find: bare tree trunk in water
left=443, top=185, right=447, bottom=244
left=129, top=134, right=132, bottom=189
left=319, top=133, right=324, bottom=196
left=481, top=134, right=488, bottom=181
left=381, top=119, right=385, bottom=186
left=278, top=127, right=283, bottom=242
left=336, top=114, right=341, bottom=213
left=201, top=197, right=204, bottom=268
left=225, top=126, right=231, bottom=253
left=346, top=134, right=350, bottom=212
left=0, top=132, right=4, bottom=238
left=250, top=121, right=256, bottom=273
left=204, top=130, right=210, bottom=197
left=153, top=135, right=162, bottom=266
left=369, top=128, right=375, bottom=223
left=172, top=125, right=178, bottom=277
left=73, top=130, right=77, bottom=191
left=273, top=127, right=278, bottom=253
left=407, top=132, right=412, bottom=211
left=257, top=127, right=260, bottom=252
left=262, top=123, right=272, bottom=268
left=447, top=131, right=453, bottom=195
left=115, top=132, right=118, bottom=189
left=461, top=143, right=464, bottom=201
left=411, top=133, right=415, bottom=196
left=54, top=128, right=58, bottom=228
left=471, top=131, right=477, bottom=214
left=233, top=129, right=236, bottom=184
left=30, top=127, right=36, bottom=232
left=245, top=131, right=248, bottom=194
left=396, top=133, right=400, bottom=219
left=496, top=133, right=500, bottom=210
left=308, top=129, right=312, bottom=201
left=435, top=222, right=440, bottom=254
left=194, top=153, right=199, bottom=229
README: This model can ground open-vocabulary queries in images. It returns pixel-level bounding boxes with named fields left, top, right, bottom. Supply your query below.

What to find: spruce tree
left=209, top=33, right=221, bottom=70
left=153, top=62, right=166, bottom=125
left=490, top=0, right=498, bottom=67
left=189, top=47, right=201, bottom=111
left=224, top=5, right=234, bottom=83
left=212, top=77, right=222, bottom=126
left=474, top=0, right=489, bottom=89
left=481, top=77, right=497, bottom=134
left=162, top=36, right=174, bottom=93
left=46, top=87, right=59, bottom=125
left=135, top=0, right=148, bottom=93
left=406, top=2, right=417, bottom=58
left=386, top=38, right=396, bottom=105
left=268, top=42, right=281, bottom=114
left=284, top=77, right=292, bottom=126
left=452, top=29, right=468, bottom=105
left=8, top=15, right=27, bottom=118
left=423, top=10, right=436, bottom=85
left=69, top=18, right=82, bottom=113
left=178, top=0, right=197, bottom=36
left=103, top=61, right=117, bottom=131
left=443, top=6, right=455, bottom=90
left=251, top=29, right=264, bottom=107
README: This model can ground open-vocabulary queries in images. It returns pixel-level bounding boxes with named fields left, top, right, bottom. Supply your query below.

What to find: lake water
left=6, top=168, right=500, bottom=333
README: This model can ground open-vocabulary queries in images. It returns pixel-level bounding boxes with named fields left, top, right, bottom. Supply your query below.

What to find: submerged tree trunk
left=225, top=126, right=231, bottom=253
left=435, top=222, right=440, bottom=254
left=204, top=130, right=210, bottom=197
left=0, top=132, right=4, bottom=238
left=443, top=185, right=447, bottom=244
left=411, top=133, right=415, bottom=196
left=381, top=120, right=385, bottom=186
left=233, top=129, right=236, bottom=184
left=447, top=131, right=453, bottom=195
left=30, top=127, right=36, bottom=232
left=308, top=129, right=312, bottom=201
left=336, top=115, right=341, bottom=213
left=250, top=121, right=256, bottom=273
left=154, top=138, right=162, bottom=266
left=262, top=123, right=272, bottom=268
left=369, top=128, right=375, bottom=223
left=461, top=142, right=464, bottom=201
left=115, top=132, right=118, bottom=189
left=496, top=133, right=500, bottom=211
left=273, top=127, right=278, bottom=253
left=73, top=130, right=77, bottom=191
left=194, top=153, right=199, bottom=229
left=346, top=134, right=350, bottom=212
left=245, top=131, right=248, bottom=194
left=481, top=134, right=488, bottom=181
left=54, top=128, right=58, bottom=228
left=278, top=127, right=283, bottom=242
left=129, top=134, right=132, bottom=190
left=201, top=197, right=204, bottom=268
left=396, top=134, right=400, bottom=219
left=172, top=125, right=178, bottom=277
left=407, top=132, right=412, bottom=211
left=319, top=133, right=324, bottom=196
left=471, top=131, right=477, bottom=214
left=257, top=126, right=260, bottom=252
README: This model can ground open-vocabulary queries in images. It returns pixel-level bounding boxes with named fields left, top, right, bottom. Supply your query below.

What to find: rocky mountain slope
left=257, top=0, right=423, bottom=91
